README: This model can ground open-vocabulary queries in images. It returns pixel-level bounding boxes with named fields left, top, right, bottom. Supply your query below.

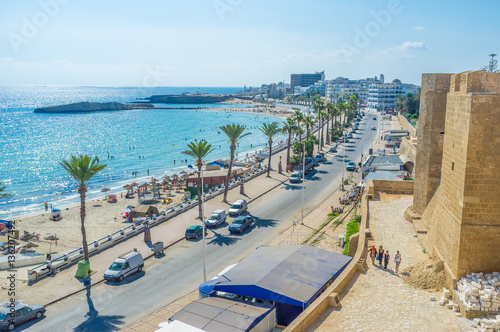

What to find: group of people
left=368, top=245, right=402, bottom=273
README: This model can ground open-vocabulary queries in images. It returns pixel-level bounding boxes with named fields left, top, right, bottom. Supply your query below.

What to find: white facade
left=367, top=79, right=419, bottom=111
left=325, top=75, right=384, bottom=104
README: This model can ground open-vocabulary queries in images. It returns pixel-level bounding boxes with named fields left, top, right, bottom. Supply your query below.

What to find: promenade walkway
left=306, top=194, right=461, bottom=331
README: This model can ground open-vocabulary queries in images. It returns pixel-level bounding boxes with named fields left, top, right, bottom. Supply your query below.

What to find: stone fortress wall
left=411, top=70, right=500, bottom=283
left=412, top=71, right=500, bottom=280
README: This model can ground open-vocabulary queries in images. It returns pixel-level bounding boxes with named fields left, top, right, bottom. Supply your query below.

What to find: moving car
left=330, top=146, right=338, bottom=153
left=371, top=126, right=376, bottom=130
left=228, top=200, right=247, bottom=216
left=0, top=304, right=46, bottom=331
left=184, top=225, right=207, bottom=239
left=205, top=209, right=226, bottom=228
left=229, top=215, right=254, bottom=233
left=347, top=133, right=353, bottom=139
left=104, top=251, right=144, bottom=282
left=373, top=116, right=377, bottom=120
left=346, top=161, right=356, bottom=171
left=315, top=154, right=324, bottom=162
left=289, top=171, right=303, bottom=183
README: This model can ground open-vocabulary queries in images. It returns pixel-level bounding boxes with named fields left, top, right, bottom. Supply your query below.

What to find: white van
left=228, top=199, right=247, bottom=216
left=104, top=250, right=144, bottom=282
left=205, top=209, right=227, bottom=228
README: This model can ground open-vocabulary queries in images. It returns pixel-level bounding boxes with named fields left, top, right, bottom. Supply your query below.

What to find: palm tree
left=60, top=155, right=106, bottom=266
left=313, top=99, right=325, bottom=148
left=293, top=110, right=304, bottom=142
left=281, top=118, right=297, bottom=172
left=220, top=124, right=251, bottom=202
left=321, top=110, right=330, bottom=146
left=0, top=182, right=12, bottom=198
left=303, top=116, right=315, bottom=139
left=326, top=102, right=336, bottom=144
left=259, top=122, right=281, bottom=177
left=182, top=141, right=215, bottom=219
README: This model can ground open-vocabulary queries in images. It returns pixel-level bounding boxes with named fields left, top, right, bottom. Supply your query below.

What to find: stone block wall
left=422, top=71, right=500, bottom=280
left=412, top=73, right=452, bottom=217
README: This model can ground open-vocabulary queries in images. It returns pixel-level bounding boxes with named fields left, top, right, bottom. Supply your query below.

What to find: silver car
left=0, top=304, right=46, bottom=331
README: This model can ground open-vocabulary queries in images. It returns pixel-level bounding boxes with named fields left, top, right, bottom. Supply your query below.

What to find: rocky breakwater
left=145, top=94, right=232, bottom=104
left=34, top=101, right=154, bottom=113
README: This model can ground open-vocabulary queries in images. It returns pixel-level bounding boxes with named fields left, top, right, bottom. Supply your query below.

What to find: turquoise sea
left=0, top=86, right=286, bottom=218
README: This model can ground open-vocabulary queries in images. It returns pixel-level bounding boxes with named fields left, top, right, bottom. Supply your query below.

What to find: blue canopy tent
left=199, top=245, right=352, bottom=326
left=207, top=161, right=224, bottom=167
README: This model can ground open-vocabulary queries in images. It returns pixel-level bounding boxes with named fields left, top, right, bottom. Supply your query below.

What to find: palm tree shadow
left=72, top=289, right=125, bottom=332
left=207, top=230, right=240, bottom=246
left=282, top=183, right=302, bottom=191
left=253, top=217, right=277, bottom=228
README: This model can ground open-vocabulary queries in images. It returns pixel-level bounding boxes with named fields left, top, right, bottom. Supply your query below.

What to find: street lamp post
left=188, top=164, right=207, bottom=282
left=301, top=140, right=305, bottom=225
left=342, top=133, right=345, bottom=191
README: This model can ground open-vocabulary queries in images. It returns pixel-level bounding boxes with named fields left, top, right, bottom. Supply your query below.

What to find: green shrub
left=342, top=221, right=360, bottom=255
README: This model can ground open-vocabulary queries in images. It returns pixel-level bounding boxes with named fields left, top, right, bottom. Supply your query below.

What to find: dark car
left=229, top=215, right=254, bottom=233
left=330, top=146, right=338, bottom=153
left=0, top=304, right=45, bottom=331
left=185, top=225, right=207, bottom=239
left=373, top=116, right=377, bottom=120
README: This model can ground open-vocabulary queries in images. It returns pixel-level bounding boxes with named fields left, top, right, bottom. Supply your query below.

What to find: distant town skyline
left=0, top=0, right=498, bottom=87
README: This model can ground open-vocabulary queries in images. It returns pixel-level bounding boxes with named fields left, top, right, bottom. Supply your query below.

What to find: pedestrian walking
left=378, top=245, right=384, bottom=266
left=384, top=250, right=390, bottom=270
left=368, top=245, right=377, bottom=265
left=394, top=250, right=402, bottom=273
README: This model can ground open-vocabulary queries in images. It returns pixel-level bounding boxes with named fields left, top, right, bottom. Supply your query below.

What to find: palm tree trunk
left=267, top=139, right=272, bottom=177
left=326, top=120, right=330, bottom=145
left=79, top=187, right=90, bottom=263
left=286, top=132, right=291, bottom=172
left=223, top=144, right=235, bottom=202
left=197, top=165, right=202, bottom=219
left=298, top=122, right=302, bottom=142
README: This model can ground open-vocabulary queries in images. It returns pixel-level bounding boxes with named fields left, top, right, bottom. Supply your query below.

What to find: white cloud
left=414, top=26, right=427, bottom=30
left=374, top=41, right=429, bottom=59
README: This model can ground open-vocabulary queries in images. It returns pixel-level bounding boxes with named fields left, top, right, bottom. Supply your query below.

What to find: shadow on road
left=207, top=230, right=240, bottom=246
left=282, top=183, right=302, bottom=191
left=253, top=217, right=277, bottom=229
left=105, top=271, right=146, bottom=286
left=72, top=288, right=125, bottom=332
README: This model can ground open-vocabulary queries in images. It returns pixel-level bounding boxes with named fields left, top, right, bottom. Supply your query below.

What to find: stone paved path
left=307, top=194, right=461, bottom=332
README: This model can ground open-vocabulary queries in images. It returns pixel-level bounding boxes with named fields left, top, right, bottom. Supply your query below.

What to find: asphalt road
left=25, top=114, right=379, bottom=332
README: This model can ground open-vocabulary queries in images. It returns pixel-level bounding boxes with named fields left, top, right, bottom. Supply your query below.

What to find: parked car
left=371, top=126, right=376, bottom=130
left=205, top=209, right=226, bottom=228
left=104, top=251, right=144, bottom=282
left=184, top=225, right=207, bottom=239
left=228, top=199, right=247, bottom=216
left=330, top=146, right=338, bottom=153
left=347, top=133, right=353, bottom=139
left=373, top=116, right=377, bottom=120
left=0, top=304, right=46, bottom=331
left=346, top=161, right=356, bottom=171
left=289, top=171, right=303, bottom=183
left=229, top=215, right=254, bottom=233
left=315, top=154, right=325, bottom=162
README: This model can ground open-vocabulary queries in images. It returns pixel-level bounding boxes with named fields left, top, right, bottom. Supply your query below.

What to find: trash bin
left=153, top=242, right=164, bottom=256
left=83, top=276, right=91, bottom=288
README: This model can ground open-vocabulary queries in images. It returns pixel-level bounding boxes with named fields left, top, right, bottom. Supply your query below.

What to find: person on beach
left=378, top=245, right=384, bottom=266
left=368, top=245, right=377, bottom=264
left=394, top=251, right=402, bottom=273
left=384, top=250, right=390, bottom=270
left=44, top=202, right=48, bottom=211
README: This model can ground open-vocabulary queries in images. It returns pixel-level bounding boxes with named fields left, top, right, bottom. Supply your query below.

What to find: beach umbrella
left=131, top=182, right=139, bottom=188
left=92, top=198, right=100, bottom=202
left=101, top=188, right=111, bottom=192
left=150, top=178, right=159, bottom=182
left=44, top=235, right=59, bottom=252
left=23, top=242, right=39, bottom=249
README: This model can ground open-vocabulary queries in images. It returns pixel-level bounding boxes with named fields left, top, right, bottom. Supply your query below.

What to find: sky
left=0, top=0, right=498, bottom=87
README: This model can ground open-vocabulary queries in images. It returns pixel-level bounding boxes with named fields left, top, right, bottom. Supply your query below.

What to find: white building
left=325, top=75, right=384, bottom=104
left=367, top=79, right=419, bottom=111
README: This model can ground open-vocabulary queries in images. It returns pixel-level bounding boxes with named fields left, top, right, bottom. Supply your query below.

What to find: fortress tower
left=413, top=70, right=500, bottom=281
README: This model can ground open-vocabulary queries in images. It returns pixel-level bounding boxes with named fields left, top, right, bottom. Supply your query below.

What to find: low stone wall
left=284, top=188, right=370, bottom=332
left=367, top=179, right=414, bottom=197
left=398, top=113, right=417, bottom=137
